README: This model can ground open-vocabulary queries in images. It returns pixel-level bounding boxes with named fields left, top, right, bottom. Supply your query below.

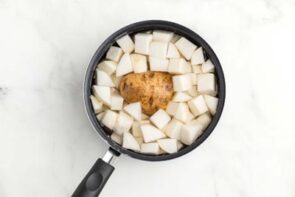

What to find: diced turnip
left=116, top=53, right=133, bottom=77
left=96, top=112, right=105, bottom=121
left=185, top=73, right=198, bottom=85
left=186, top=85, right=198, bottom=97
left=135, top=137, right=144, bottom=145
left=168, top=58, right=191, bottom=74
left=141, top=143, right=160, bottom=155
left=96, top=70, right=115, bottom=87
left=171, top=34, right=181, bottom=43
left=116, top=34, right=134, bottom=53
left=132, top=121, right=142, bottom=137
left=106, top=46, right=123, bottom=62
left=172, top=74, right=193, bottom=92
left=97, top=61, right=117, bottom=75
left=135, top=33, right=153, bottom=55
left=113, top=111, right=133, bottom=135
left=157, top=139, right=178, bottom=154
left=165, top=118, right=183, bottom=140
left=112, top=75, right=122, bottom=89
left=192, top=64, right=202, bottom=73
left=172, top=92, right=192, bottom=102
left=175, top=37, right=197, bottom=60
left=124, top=102, right=142, bottom=121
left=141, top=113, right=149, bottom=120
left=111, top=133, right=122, bottom=145
left=166, top=102, right=179, bottom=116
left=101, top=110, right=118, bottom=130
left=197, top=73, right=217, bottom=95
left=202, top=59, right=215, bottom=73
left=149, top=41, right=168, bottom=59
left=150, top=109, right=171, bottom=130
left=177, top=141, right=184, bottom=151
left=92, top=85, right=111, bottom=106
left=195, top=113, right=212, bottom=128
left=149, top=57, right=169, bottom=72
left=204, top=95, right=218, bottom=115
left=188, top=95, right=208, bottom=116
left=166, top=43, right=180, bottom=58
left=141, top=124, right=165, bottom=143
left=130, top=54, right=148, bottom=73
left=110, top=92, right=124, bottom=111
left=174, top=103, right=194, bottom=123
left=152, top=30, right=174, bottom=42
left=122, top=132, right=140, bottom=151
left=181, top=122, right=203, bottom=145
left=191, top=47, right=205, bottom=65
left=90, top=95, right=104, bottom=114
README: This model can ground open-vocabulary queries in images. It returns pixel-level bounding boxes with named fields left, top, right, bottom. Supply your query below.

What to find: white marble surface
left=1, top=0, right=295, bottom=196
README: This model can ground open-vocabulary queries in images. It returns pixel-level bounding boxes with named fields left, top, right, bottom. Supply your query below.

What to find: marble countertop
left=0, top=0, right=295, bottom=196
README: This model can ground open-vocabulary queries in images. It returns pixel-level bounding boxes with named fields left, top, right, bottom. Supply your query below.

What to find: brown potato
left=119, top=72, right=173, bottom=115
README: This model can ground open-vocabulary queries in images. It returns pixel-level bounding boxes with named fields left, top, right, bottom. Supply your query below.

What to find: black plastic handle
left=72, top=158, right=115, bottom=197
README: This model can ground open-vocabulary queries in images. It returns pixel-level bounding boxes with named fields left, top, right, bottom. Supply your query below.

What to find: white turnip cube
left=101, top=110, right=118, bottom=130
left=90, top=95, right=104, bottom=114
left=110, top=92, right=124, bottom=111
left=185, top=73, right=198, bottom=85
left=164, top=118, right=183, bottom=140
left=130, top=54, right=148, bottom=73
left=96, top=70, right=115, bottom=87
left=195, top=113, right=212, bottom=129
left=134, top=33, right=153, bottom=55
left=111, top=133, right=122, bottom=145
left=132, top=121, right=142, bottom=137
left=135, top=137, right=144, bottom=145
left=113, top=111, right=133, bottom=135
left=192, top=64, right=202, bottom=73
left=171, top=34, right=181, bottom=43
left=166, top=43, right=180, bottom=58
left=172, top=74, right=193, bottom=92
left=116, top=34, right=134, bottom=53
left=174, top=102, right=194, bottom=123
left=175, top=37, right=197, bottom=60
left=149, top=41, right=168, bottom=59
left=202, top=59, right=215, bottom=73
left=188, top=95, right=208, bottom=116
left=181, top=122, right=203, bottom=145
left=116, top=53, right=133, bottom=77
left=168, top=58, right=191, bottom=74
left=97, top=61, right=117, bottom=75
left=122, top=132, right=140, bottom=151
left=204, top=95, right=218, bottom=115
left=172, top=92, right=192, bottom=102
left=197, top=73, right=217, bottom=95
left=141, top=124, right=165, bottom=143
left=112, top=75, right=122, bottom=89
left=149, top=57, right=169, bottom=72
left=124, top=102, right=142, bottom=121
left=186, top=85, right=198, bottom=97
left=191, top=47, right=205, bottom=65
left=177, top=141, right=184, bottom=151
left=166, top=102, right=179, bottom=116
left=152, top=30, right=174, bottom=42
left=150, top=109, right=171, bottom=130
left=141, top=143, right=160, bottom=155
left=92, top=85, right=111, bottom=106
left=157, top=138, right=178, bottom=154
left=106, top=46, right=123, bottom=62
left=96, top=112, right=105, bottom=121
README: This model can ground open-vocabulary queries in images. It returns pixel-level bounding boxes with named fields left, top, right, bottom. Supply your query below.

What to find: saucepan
left=72, top=20, right=226, bottom=197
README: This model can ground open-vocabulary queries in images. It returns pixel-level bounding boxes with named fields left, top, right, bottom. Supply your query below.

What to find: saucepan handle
left=72, top=148, right=119, bottom=197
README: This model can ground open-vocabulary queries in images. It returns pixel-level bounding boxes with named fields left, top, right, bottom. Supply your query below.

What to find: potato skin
left=119, top=71, right=173, bottom=115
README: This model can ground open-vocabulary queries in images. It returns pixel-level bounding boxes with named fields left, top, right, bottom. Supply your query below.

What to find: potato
left=191, top=47, right=205, bottom=65
left=122, top=132, right=140, bottom=151
left=116, top=53, right=133, bottom=77
left=197, top=73, right=217, bottom=95
left=141, top=143, right=160, bottom=155
left=152, top=30, right=174, bottom=42
left=165, top=118, right=183, bottom=140
left=204, top=95, right=218, bottom=115
left=175, top=37, right=197, bottom=60
left=149, top=57, right=169, bottom=72
left=188, top=95, right=208, bottom=117
left=202, top=60, right=215, bottom=73
left=167, top=43, right=180, bottom=58
left=97, top=61, right=117, bottom=75
left=134, top=33, right=153, bottom=55
left=90, top=95, right=104, bottom=114
left=157, top=139, right=178, bottom=154
left=130, top=54, right=148, bottom=73
left=96, top=70, right=115, bottom=87
left=113, top=111, right=133, bottom=135
left=101, top=110, right=118, bottom=130
left=92, top=85, right=111, bottom=106
left=106, top=46, right=123, bottom=62
left=150, top=109, right=171, bottom=130
left=141, top=124, right=166, bottom=143
left=124, top=102, right=142, bottom=121
left=172, top=74, right=193, bottom=92
left=116, top=34, right=134, bottom=53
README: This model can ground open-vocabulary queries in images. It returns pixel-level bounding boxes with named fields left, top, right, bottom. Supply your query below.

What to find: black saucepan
left=72, top=20, right=226, bottom=197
